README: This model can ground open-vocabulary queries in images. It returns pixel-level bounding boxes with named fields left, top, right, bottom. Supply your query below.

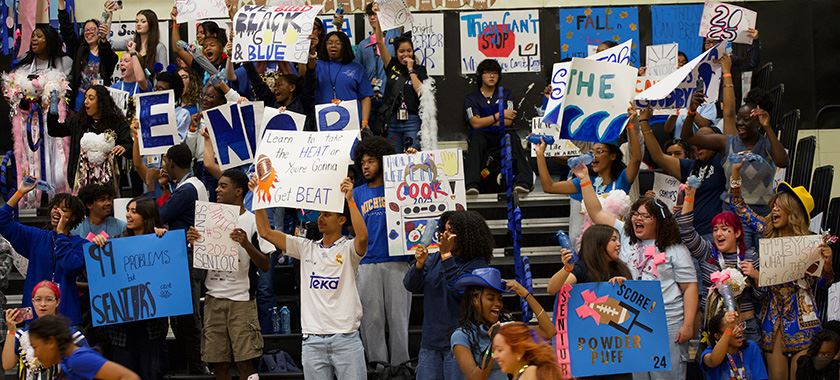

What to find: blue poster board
left=559, top=7, right=640, bottom=67
left=651, top=4, right=705, bottom=60
left=567, top=280, right=670, bottom=377
left=84, top=231, right=193, bottom=327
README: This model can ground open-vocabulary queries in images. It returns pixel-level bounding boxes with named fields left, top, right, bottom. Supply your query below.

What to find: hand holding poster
left=232, top=5, right=323, bottom=64
left=759, top=235, right=825, bottom=287
left=175, top=0, right=229, bottom=22
left=316, top=101, right=360, bottom=131
left=84, top=231, right=193, bottom=326
left=193, top=201, right=240, bottom=272
left=530, top=118, right=580, bottom=157
left=136, top=90, right=179, bottom=155
left=635, top=44, right=724, bottom=110
left=252, top=130, right=357, bottom=212
left=383, top=149, right=466, bottom=256
left=375, top=0, right=413, bottom=31
left=699, top=1, right=757, bottom=45
left=567, top=281, right=670, bottom=376
left=652, top=173, right=680, bottom=210
left=459, top=10, right=541, bottom=74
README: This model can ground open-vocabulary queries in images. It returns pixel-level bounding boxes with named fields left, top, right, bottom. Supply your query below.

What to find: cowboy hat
left=454, top=267, right=509, bottom=294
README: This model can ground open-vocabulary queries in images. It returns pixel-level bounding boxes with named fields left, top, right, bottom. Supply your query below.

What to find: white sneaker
left=247, top=375, right=260, bottom=380
left=466, top=187, right=479, bottom=196
left=514, top=185, right=531, bottom=194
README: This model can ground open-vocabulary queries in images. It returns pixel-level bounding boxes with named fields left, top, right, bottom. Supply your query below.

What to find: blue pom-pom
left=687, top=175, right=702, bottom=189
left=153, top=62, right=164, bottom=74
left=166, top=64, right=177, bottom=74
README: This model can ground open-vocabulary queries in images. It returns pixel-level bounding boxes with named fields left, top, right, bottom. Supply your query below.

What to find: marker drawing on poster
left=411, top=13, right=445, bottom=76
left=459, top=10, right=541, bottom=74
left=699, top=1, right=757, bottom=45
left=759, top=235, right=824, bottom=287
left=193, top=201, right=240, bottom=272
left=651, top=4, right=704, bottom=59
left=136, top=90, right=179, bottom=156
left=383, top=149, right=466, bottom=256
left=587, top=39, right=633, bottom=65
left=543, top=62, right=571, bottom=125
left=316, top=101, right=361, bottom=131
left=376, top=0, right=413, bottom=31
left=204, top=102, right=265, bottom=171
left=530, top=118, right=580, bottom=157
left=232, top=5, right=323, bottom=64
left=108, top=87, right=130, bottom=116
left=258, top=107, right=306, bottom=150
left=646, top=43, right=678, bottom=76
left=652, top=173, right=680, bottom=210
left=175, top=0, right=228, bottom=22
left=559, top=7, right=640, bottom=67
left=829, top=282, right=840, bottom=322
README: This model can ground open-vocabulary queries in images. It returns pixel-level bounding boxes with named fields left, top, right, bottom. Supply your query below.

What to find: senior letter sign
left=567, top=280, right=670, bottom=377
left=251, top=130, right=357, bottom=212
left=232, top=5, right=323, bottom=64
left=85, top=231, right=193, bottom=327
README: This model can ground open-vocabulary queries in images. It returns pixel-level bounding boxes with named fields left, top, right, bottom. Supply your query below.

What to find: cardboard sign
left=587, top=39, right=633, bottom=65
left=459, top=10, right=541, bottom=74
left=530, top=117, right=581, bottom=157
left=543, top=61, right=572, bottom=125
left=108, top=87, right=130, bottom=116
left=559, top=58, right=637, bottom=144
left=316, top=101, right=360, bottom=131
left=635, top=44, right=724, bottom=110
left=646, top=43, right=678, bottom=76
left=555, top=284, right=573, bottom=379
left=652, top=173, right=680, bottom=210
left=84, top=231, right=193, bottom=326
left=204, top=102, right=265, bottom=171
left=829, top=282, right=840, bottom=322
left=651, top=4, right=704, bottom=59
left=175, top=0, right=228, bottom=22
left=251, top=130, right=357, bottom=212
left=136, top=90, right=179, bottom=155
left=232, top=5, right=323, bottom=64
left=193, top=201, right=240, bottom=272
left=699, top=1, right=757, bottom=45
left=376, top=0, right=413, bottom=31
left=567, top=281, right=671, bottom=377
left=759, top=235, right=824, bottom=287
left=383, top=149, right=466, bottom=256
left=114, top=198, right=131, bottom=223
left=411, top=13, right=445, bottom=76
left=258, top=107, right=306, bottom=151
left=559, top=7, right=640, bottom=67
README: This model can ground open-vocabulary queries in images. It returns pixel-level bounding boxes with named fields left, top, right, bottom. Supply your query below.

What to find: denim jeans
left=302, top=330, right=367, bottom=380
left=416, top=347, right=458, bottom=380
left=387, top=114, right=421, bottom=152
left=257, top=207, right=285, bottom=334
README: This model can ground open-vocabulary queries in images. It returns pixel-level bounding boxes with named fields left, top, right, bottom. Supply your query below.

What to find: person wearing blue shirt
left=71, top=183, right=126, bottom=238
left=110, top=47, right=151, bottom=99
left=701, top=311, right=768, bottom=380
left=463, top=59, right=534, bottom=195
left=0, top=184, right=87, bottom=326
left=355, top=2, right=401, bottom=129
left=308, top=31, right=374, bottom=128
left=403, top=211, right=492, bottom=380
left=352, top=136, right=411, bottom=366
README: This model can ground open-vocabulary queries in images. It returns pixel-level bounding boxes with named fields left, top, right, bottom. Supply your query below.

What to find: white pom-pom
left=418, top=78, right=438, bottom=151
left=80, top=132, right=115, bottom=165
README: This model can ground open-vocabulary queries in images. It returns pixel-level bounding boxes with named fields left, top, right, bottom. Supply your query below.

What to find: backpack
left=373, top=359, right=417, bottom=380
left=258, top=350, right=301, bottom=373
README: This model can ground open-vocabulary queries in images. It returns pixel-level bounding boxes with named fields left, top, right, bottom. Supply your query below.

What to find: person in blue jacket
left=0, top=180, right=86, bottom=326
left=403, top=210, right=493, bottom=380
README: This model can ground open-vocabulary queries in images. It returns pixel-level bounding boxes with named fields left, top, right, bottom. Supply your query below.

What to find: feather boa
left=2, top=68, right=71, bottom=208
left=418, top=78, right=438, bottom=151
left=17, top=330, right=45, bottom=380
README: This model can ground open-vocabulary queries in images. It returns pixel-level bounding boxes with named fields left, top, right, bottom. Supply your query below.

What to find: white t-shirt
left=614, top=220, right=696, bottom=325
left=285, top=235, right=363, bottom=335
left=205, top=211, right=272, bottom=301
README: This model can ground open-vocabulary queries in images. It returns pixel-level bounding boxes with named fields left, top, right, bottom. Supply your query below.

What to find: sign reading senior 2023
left=567, top=280, right=670, bottom=377
left=232, top=5, right=323, bottom=64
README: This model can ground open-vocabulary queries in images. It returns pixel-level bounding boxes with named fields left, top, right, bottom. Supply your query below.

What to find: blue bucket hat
left=454, top=267, right=509, bottom=294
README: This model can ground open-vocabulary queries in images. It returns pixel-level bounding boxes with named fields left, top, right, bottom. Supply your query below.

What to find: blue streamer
left=0, top=0, right=8, bottom=56
left=26, top=103, right=44, bottom=152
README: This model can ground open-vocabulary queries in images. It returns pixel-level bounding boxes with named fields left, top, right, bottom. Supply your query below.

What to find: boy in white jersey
left=252, top=176, right=368, bottom=380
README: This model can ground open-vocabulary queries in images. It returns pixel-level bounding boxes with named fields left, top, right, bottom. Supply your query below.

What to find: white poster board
left=758, top=235, right=824, bottom=287
left=542, top=61, right=571, bottom=125
left=699, top=1, right=757, bottom=45
left=586, top=39, right=633, bottom=65
left=829, top=282, right=840, bottom=322
left=258, top=107, right=306, bottom=150
left=383, top=149, right=466, bottom=256
left=108, top=87, right=130, bottom=116
left=175, top=0, right=228, bottom=22
left=646, top=43, right=678, bottom=76
left=113, top=198, right=131, bottom=223
left=635, top=44, right=724, bottom=110
left=136, top=90, right=180, bottom=156
left=376, top=0, right=413, bottom=31
left=231, top=5, right=323, bottom=64
left=251, top=130, right=358, bottom=212
left=315, top=101, right=361, bottom=131
left=652, top=172, right=681, bottom=211
left=193, top=201, right=240, bottom=272
left=411, top=13, right=445, bottom=76
left=459, top=10, right=541, bottom=74
left=530, top=117, right=580, bottom=157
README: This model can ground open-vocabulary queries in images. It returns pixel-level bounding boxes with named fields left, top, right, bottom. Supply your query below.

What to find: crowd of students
left=0, top=1, right=837, bottom=380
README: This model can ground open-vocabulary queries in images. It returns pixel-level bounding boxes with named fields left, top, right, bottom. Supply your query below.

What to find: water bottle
left=718, top=283, right=737, bottom=312
left=555, top=229, right=578, bottom=264
left=279, top=306, right=291, bottom=335
left=270, top=307, right=281, bottom=334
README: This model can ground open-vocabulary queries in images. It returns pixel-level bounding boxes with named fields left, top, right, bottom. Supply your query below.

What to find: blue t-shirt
left=679, top=154, right=726, bottom=236
left=352, top=183, right=408, bottom=264
left=71, top=217, right=127, bottom=238
left=569, top=169, right=631, bottom=202
left=700, top=340, right=768, bottom=380
left=463, top=88, right=515, bottom=134
left=60, top=346, right=107, bottom=380
left=110, top=80, right=147, bottom=97
left=314, top=60, right=374, bottom=121
left=450, top=323, right=506, bottom=380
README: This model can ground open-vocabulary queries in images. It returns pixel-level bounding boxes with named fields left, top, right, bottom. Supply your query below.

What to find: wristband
left=580, top=180, right=591, bottom=188
left=627, top=122, right=635, bottom=129
left=7, top=330, right=15, bottom=335
left=724, top=328, right=733, bottom=336
left=687, top=110, right=697, bottom=116
left=724, top=84, right=734, bottom=88
left=408, top=70, right=416, bottom=75
left=14, top=190, right=24, bottom=198
left=723, top=73, right=732, bottom=78
left=563, top=265, right=573, bottom=273
left=130, top=51, right=137, bottom=57
left=362, top=119, right=369, bottom=127
left=730, top=178, right=742, bottom=188
left=638, top=119, right=648, bottom=124
left=684, top=196, right=695, bottom=204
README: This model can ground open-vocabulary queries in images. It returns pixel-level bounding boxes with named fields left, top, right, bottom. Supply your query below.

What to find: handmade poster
left=586, top=39, right=633, bottom=65
left=555, top=284, right=573, bottom=379
left=175, top=0, right=228, bottom=22
left=530, top=117, right=581, bottom=157
left=459, top=10, right=541, bottom=74
left=567, top=281, right=670, bottom=376
left=559, top=58, right=637, bottom=144
left=699, top=1, right=757, bottom=45
left=84, top=231, right=193, bottom=326
left=829, top=282, right=840, bottom=322
left=646, top=43, right=678, bottom=76
left=376, top=0, right=413, bottom=31
left=136, top=90, right=179, bottom=155
left=232, top=5, right=323, bottom=64
left=251, top=130, right=358, bottom=212
left=108, top=87, right=130, bottom=116
left=559, top=7, right=640, bottom=67
left=652, top=173, right=680, bottom=210
left=315, top=101, right=360, bottom=131
left=113, top=198, right=131, bottom=222
left=543, top=62, right=571, bottom=125
left=258, top=107, right=306, bottom=150
left=204, top=102, right=265, bottom=171
left=383, top=149, right=466, bottom=256
left=635, top=44, right=724, bottom=110
left=411, top=13, right=445, bottom=76
left=320, top=15, right=358, bottom=44
left=193, top=201, right=240, bottom=272
left=759, top=235, right=824, bottom=287
left=651, top=4, right=704, bottom=59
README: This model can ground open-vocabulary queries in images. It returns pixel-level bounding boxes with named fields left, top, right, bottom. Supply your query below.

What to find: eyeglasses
left=631, top=211, right=653, bottom=221
left=84, top=27, right=98, bottom=34
left=33, top=296, right=57, bottom=303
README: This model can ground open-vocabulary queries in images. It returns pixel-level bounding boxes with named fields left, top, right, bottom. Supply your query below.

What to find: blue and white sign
left=136, top=90, right=179, bottom=155
left=204, top=102, right=265, bottom=171
left=316, top=100, right=360, bottom=132
left=559, top=7, right=640, bottom=67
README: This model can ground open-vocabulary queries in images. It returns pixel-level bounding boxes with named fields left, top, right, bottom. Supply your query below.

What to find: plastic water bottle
left=270, top=307, right=281, bottom=334
left=279, top=306, right=291, bottom=335
left=718, top=283, right=737, bottom=312
left=555, top=229, right=578, bottom=264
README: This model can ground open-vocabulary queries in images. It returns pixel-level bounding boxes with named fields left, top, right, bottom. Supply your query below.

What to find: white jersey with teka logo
left=285, top=235, right=364, bottom=335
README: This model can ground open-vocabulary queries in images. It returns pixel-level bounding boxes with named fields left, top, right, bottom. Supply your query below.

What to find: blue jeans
left=416, top=347, right=458, bottom=380
left=742, top=203, right=770, bottom=251
left=302, top=331, right=367, bottom=380
left=387, top=114, right=421, bottom=152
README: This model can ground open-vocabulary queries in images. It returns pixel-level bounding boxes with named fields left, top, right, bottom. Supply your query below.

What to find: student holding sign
left=252, top=176, right=369, bottom=380
left=729, top=163, right=833, bottom=380
left=574, top=163, right=698, bottom=380
left=701, top=311, right=768, bottom=380
left=308, top=31, right=374, bottom=128
left=110, top=9, right=168, bottom=73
